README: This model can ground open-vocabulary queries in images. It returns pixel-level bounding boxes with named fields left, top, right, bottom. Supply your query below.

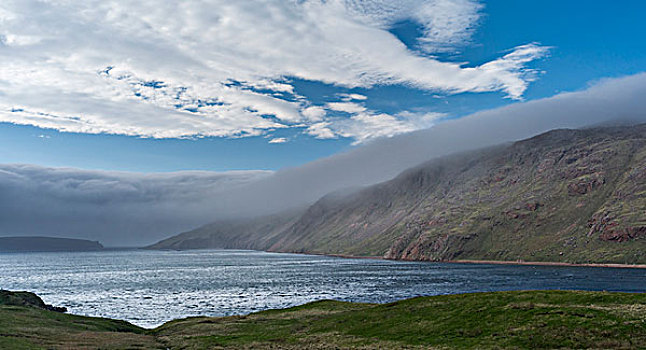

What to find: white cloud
left=307, top=104, right=443, bottom=143
left=345, top=0, right=483, bottom=53
left=478, top=43, right=551, bottom=99
left=1, top=33, right=42, bottom=46
left=338, top=93, right=368, bottom=101
left=0, top=0, right=547, bottom=141
left=268, top=137, right=288, bottom=144
left=301, top=106, right=327, bottom=122
left=328, top=111, right=443, bottom=144
left=326, top=102, right=368, bottom=114
left=312, top=99, right=444, bottom=143
left=307, top=122, right=337, bottom=140
left=412, top=0, right=483, bottom=52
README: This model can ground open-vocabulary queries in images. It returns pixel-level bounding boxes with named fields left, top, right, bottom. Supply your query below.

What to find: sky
left=1, top=0, right=646, bottom=245
left=1, top=0, right=643, bottom=172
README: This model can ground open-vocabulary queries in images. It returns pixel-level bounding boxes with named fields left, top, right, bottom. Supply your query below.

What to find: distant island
left=0, top=236, right=104, bottom=253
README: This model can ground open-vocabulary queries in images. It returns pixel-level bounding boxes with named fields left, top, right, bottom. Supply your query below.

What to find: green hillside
left=1, top=290, right=644, bottom=349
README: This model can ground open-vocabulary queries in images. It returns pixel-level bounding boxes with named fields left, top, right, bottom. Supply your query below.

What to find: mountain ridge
left=149, top=124, right=646, bottom=264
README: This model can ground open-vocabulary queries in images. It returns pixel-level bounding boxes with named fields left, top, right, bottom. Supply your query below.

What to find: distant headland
left=0, top=236, right=104, bottom=253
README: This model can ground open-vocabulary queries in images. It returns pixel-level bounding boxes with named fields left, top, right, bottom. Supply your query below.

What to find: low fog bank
left=211, top=73, right=646, bottom=217
left=2, top=73, right=646, bottom=246
left=0, top=165, right=271, bottom=246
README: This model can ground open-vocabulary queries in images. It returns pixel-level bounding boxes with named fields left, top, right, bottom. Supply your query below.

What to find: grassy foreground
left=1, top=290, right=644, bottom=349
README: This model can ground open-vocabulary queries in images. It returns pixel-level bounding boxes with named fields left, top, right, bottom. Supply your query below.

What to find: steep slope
left=147, top=209, right=303, bottom=250
left=151, top=125, right=646, bottom=264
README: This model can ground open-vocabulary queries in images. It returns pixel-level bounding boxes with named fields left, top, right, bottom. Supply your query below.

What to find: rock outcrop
left=0, top=290, right=67, bottom=312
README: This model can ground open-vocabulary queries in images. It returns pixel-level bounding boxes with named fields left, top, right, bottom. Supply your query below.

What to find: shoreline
left=290, top=251, right=646, bottom=269
left=152, top=248, right=646, bottom=269
left=446, top=259, right=646, bottom=269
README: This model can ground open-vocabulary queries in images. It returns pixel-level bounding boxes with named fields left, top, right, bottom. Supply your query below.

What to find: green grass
left=2, top=290, right=644, bottom=349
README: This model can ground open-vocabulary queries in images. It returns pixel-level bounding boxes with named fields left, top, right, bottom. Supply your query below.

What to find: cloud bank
left=0, top=0, right=547, bottom=143
left=232, top=73, right=646, bottom=210
left=2, top=73, right=645, bottom=246
left=0, top=165, right=270, bottom=246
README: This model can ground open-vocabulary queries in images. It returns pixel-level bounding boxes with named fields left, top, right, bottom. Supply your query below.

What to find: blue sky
left=1, top=0, right=645, bottom=172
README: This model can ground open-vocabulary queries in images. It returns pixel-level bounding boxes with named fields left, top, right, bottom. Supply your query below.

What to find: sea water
left=0, top=249, right=644, bottom=328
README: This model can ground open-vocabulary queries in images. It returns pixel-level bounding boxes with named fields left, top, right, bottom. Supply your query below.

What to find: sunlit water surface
left=0, top=249, right=644, bottom=328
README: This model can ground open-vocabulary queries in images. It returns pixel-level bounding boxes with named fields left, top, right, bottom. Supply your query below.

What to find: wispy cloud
left=326, top=102, right=368, bottom=114
left=337, top=93, right=368, bottom=101
left=343, top=0, right=483, bottom=53
left=268, top=137, right=288, bottom=144
left=307, top=109, right=443, bottom=144
left=0, top=0, right=547, bottom=142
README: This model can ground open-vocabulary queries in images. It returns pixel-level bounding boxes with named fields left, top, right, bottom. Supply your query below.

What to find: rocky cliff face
left=150, top=125, right=646, bottom=264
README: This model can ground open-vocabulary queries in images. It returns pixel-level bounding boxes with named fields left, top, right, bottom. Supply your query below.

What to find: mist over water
left=1, top=249, right=644, bottom=328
